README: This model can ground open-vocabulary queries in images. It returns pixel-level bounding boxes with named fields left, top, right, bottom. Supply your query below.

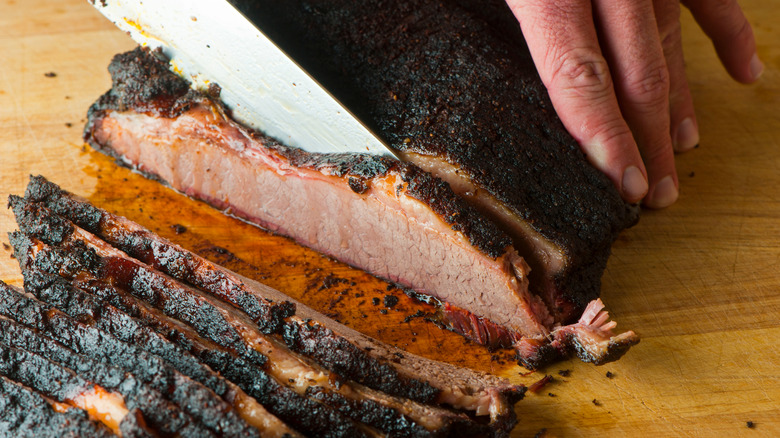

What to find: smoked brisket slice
left=18, top=269, right=299, bottom=438
left=20, top=175, right=526, bottom=428
left=0, top=274, right=252, bottom=438
left=83, top=47, right=638, bottom=368
left=9, top=232, right=370, bottom=438
left=0, top=375, right=116, bottom=438
left=0, top=284, right=212, bottom=437
left=10, top=185, right=522, bottom=437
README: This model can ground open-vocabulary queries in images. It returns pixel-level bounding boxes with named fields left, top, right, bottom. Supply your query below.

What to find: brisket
left=9, top=232, right=371, bottom=438
left=8, top=176, right=528, bottom=437
left=84, top=46, right=638, bottom=368
left=0, top=280, right=248, bottom=438
left=21, top=177, right=525, bottom=414
left=20, top=269, right=299, bottom=438
left=232, top=0, right=639, bottom=322
left=0, top=284, right=213, bottom=437
left=0, top=375, right=116, bottom=438
left=18, top=231, right=474, bottom=437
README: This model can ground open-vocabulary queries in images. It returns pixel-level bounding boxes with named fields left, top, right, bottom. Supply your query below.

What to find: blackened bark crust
left=232, top=0, right=639, bottom=313
left=0, top=376, right=115, bottom=438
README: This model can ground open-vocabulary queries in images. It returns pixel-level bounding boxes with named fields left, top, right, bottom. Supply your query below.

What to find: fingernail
left=674, top=117, right=699, bottom=152
left=750, top=53, right=764, bottom=81
left=645, top=175, right=678, bottom=209
left=621, top=166, right=648, bottom=202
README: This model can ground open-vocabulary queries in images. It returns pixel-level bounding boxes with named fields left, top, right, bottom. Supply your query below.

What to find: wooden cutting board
left=1, top=1, right=778, bottom=436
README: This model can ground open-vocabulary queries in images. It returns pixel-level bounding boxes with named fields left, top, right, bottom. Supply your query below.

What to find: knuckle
left=623, top=64, right=670, bottom=108
left=660, top=22, right=683, bottom=53
left=641, top=137, right=674, bottom=165
left=583, top=119, right=635, bottom=158
left=730, top=18, right=753, bottom=43
left=709, top=0, right=737, bottom=17
left=549, top=49, right=614, bottom=98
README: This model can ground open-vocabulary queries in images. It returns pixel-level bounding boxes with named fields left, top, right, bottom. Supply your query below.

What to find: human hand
left=506, top=0, right=762, bottom=208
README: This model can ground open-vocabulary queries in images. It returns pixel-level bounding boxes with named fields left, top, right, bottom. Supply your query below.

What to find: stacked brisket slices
left=85, top=43, right=638, bottom=368
left=3, top=175, right=525, bottom=437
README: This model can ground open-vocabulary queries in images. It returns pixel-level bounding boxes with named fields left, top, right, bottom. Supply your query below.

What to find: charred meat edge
left=19, top=268, right=300, bottom=438
left=0, top=275, right=251, bottom=438
left=0, top=374, right=119, bottom=438
left=11, top=200, right=486, bottom=438
left=0, top=348, right=129, bottom=437
left=22, top=175, right=525, bottom=421
left=0, top=319, right=193, bottom=438
left=0, top=285, right=208, bottom=438
left=0, top=285, right=213, bottom=437
left=9, top=234, right=373, bottom=438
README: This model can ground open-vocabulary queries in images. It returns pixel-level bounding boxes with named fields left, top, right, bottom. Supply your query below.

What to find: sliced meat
left=83, top=47, right=638, bottom=368
left=21, top=176, right=526, bottom=419
left=0, top=279, right=251, bottom=438
left=0, top=344, right=195, bottom=437
left=0, top=285, right=211, bottom=437
left=20, top=268, right=300, bottom=438
left=0, top=375, right=117, bottom=438
left=21, top=237, right=469, bottom=438
left=11, top=197, right=502, bottom=437
left=10, top=232, right=371, bottom=438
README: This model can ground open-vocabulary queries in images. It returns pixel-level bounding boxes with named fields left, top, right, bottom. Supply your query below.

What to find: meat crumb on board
left=528, top=375, right=553, bottom=394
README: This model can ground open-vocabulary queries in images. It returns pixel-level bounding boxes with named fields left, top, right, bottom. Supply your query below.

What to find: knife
left=91, top=0, right=397, bottom=158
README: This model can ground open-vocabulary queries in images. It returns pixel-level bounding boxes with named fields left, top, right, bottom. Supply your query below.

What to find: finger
left=593, top=0, right=678, bottom=208
left=683, top=0, right=763, bottom=83
left=507, top=0, right=648, bottom=202
left=655, top=0, right=699, bottom=152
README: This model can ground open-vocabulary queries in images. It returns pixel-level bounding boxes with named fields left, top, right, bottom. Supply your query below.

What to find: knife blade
left=91, top=0, right=397, bottom=158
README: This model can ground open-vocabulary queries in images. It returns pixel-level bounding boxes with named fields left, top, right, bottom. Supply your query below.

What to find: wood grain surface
left=1, top=1, right=778, bottom=436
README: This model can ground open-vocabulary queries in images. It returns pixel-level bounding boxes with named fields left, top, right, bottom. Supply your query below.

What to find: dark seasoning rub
left=0, top=175, right=527, bottom=437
